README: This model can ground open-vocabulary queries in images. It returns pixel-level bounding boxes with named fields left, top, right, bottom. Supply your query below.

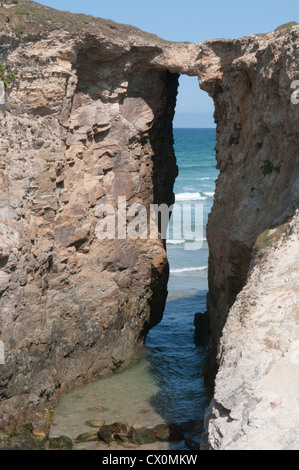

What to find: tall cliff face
left=0, top=1, right=180, bottom=431
left=196, top=29, right=299, bottom=386
left=0, top=1, right=298, bottom=445
left=202, top=212, right=299, bottom=450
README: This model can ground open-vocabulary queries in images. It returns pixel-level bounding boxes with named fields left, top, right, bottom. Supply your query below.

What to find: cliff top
left=1, top=0, right=297, bottom=45
left=0, top=0, right=166, bottom=43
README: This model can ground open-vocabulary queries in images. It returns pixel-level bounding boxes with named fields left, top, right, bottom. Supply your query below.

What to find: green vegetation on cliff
left=0, top=0, right=163, bottom=41
left=0, top=60, right=16, bottom=88
left=253, top=220, right=290, bottom=262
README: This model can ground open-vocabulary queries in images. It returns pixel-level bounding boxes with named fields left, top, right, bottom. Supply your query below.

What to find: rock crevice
left=0, top=2, right=298, bottom=447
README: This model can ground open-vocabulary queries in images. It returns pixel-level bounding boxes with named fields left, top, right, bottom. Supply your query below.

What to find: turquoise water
left=165, top=128, right=217, bottom=299
left=146, top=128, right=218, bottom=447
left=50, top=128, right=218, bottom=450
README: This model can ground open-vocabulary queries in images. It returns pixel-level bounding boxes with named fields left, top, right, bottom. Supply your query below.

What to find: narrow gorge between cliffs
left=0, top=2, right=298, bottom=450
left=49, top=81, right=218, bottom=450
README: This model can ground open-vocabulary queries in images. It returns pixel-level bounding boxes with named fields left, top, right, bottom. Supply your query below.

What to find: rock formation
left=202, top=213, right=299, bottom=449
left=0, top=0, right=180, bottom=432
left=0, top=0, right=298, bottom=448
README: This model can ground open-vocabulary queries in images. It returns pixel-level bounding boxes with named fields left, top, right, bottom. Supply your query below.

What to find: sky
left=38, top=0, right=298, bottom=127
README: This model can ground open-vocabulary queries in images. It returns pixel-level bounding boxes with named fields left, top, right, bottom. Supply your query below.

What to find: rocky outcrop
left=202, top=213, right=299, bottom=450
left=197, top=26, right=299, bottom=388
left=0, top=0, right=180, bottom=432
left=0, top=1, right=298, bottom=446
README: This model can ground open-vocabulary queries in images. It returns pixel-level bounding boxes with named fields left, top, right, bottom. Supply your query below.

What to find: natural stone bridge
left=0, top=1, right=298, bottom=449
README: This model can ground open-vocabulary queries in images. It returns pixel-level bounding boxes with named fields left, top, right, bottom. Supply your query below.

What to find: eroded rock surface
left=0, top=1, right=298, bottom=447
left=202, top=213, right=299, bottom=450
left=0, top=0, right=179, bottom=432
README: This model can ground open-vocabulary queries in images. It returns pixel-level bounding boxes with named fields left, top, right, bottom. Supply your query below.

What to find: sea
left=49, top=128, right=218, bottom=450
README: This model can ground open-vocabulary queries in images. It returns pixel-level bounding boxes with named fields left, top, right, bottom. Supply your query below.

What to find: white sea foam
left=166, top=239, right=185, bottom=245
left=175, top=192, right=207, bottom=201
left=203, top=191, right=215, bottom=197
left=167, top=238, right=207, bottom=245
left=170, top=266, right=208, bottom=274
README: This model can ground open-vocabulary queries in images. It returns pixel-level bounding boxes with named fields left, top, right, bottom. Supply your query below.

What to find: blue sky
left=38, top=0, right=298, bottom=127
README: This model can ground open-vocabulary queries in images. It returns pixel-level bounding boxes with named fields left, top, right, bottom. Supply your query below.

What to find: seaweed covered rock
left=76, top=431, right=98, bottom=443
left=97, top=426, right=114, bottom=445
left=0, top=423, right=46, bottom=450
left=154, top=424, right=184, bottom=442
left=128, top=427, right=156, bottom=445
left=48, top=436, right=73, bottom=450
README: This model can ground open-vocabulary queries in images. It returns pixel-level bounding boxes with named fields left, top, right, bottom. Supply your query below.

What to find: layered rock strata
left=0, top=1, right=298, bottom=445
left=202, top=213, right=299, bottom=450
